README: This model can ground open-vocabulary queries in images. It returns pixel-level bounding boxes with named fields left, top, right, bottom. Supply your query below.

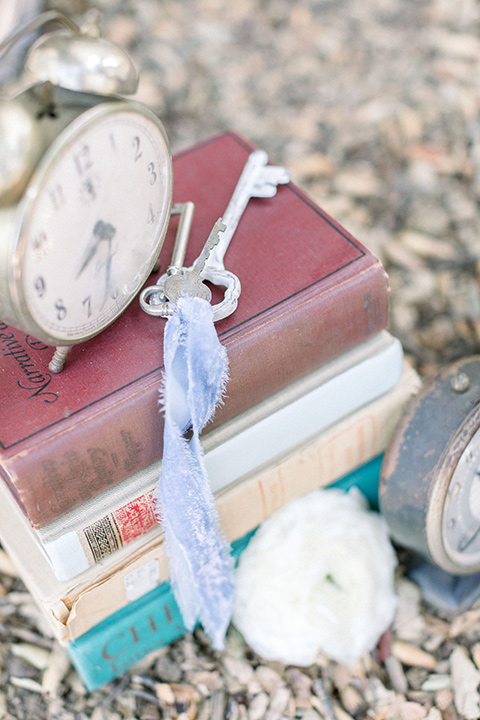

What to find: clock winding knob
left=23, top=29, right=139, bottom=97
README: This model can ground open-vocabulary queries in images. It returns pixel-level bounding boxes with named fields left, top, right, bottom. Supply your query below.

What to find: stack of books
left=0, top=132, right=420, bottom=689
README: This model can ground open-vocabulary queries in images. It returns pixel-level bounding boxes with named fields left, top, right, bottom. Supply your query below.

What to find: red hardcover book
left=0, top=131, right=389, bottom=528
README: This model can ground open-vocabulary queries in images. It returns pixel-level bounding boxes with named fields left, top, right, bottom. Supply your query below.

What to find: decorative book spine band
left=79, top=491, right=156, bottom=564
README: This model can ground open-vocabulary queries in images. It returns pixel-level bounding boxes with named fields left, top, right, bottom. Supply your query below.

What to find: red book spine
left=0, top=132, right=389, bottom=528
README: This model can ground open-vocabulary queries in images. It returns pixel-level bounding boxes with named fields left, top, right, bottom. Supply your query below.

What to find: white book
left=37, top=330, right=404, bottom=580
left=0, top=355, right=420, bottom=643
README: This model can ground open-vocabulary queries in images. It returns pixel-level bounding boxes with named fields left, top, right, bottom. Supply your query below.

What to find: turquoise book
left=67, top=457, right=382, bottom=690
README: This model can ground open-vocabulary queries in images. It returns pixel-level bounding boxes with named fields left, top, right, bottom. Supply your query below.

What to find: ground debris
left=2, top=0, right=480, bottom=717
left=450, top=647, right=480, bottom=720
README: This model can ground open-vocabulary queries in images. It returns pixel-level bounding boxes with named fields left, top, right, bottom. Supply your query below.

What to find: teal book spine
left=68, top=579, right=186, bottom=689
left=67, top=458, right=382, bottom=690
left=331, top=454, right=382, bottom=509
left=67, top=533, right=255, bottom=690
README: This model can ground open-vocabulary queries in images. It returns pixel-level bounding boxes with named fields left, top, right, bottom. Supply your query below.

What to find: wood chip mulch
left=3, top=0, right=480, bottom=717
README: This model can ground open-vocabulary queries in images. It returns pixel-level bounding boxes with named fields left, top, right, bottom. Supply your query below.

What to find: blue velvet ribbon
left=154, top=296, right=234, bottom=649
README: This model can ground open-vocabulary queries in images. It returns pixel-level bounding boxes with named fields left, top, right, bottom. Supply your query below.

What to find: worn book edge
left=0, top=360, right=421, bottom=643
left=0, top=131, right=390, bottom=528
left=39, top=331, right=403, bottom=579
left=66, top=457, right=384, bottom=691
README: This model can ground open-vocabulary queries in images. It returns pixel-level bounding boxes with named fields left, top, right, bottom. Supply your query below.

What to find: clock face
left=380, top=357, right=480, bottom=575
left=441, top=428, right=480, bottom=570
left=15, top=102, right=172, bottom=344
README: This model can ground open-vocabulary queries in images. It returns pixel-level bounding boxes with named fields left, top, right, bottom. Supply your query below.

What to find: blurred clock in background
left=0, top=0, right=44, bottom=85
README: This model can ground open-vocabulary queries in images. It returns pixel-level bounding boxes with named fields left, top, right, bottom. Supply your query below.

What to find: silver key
left=163, top=218, right=226, bottom=304
left=140, top=150, right=290, bottom=320
left=197, top=149, right=290, bottom=321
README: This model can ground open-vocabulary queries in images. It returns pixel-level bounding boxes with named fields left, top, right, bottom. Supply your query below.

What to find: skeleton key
left=163, top=218, right=226, bottom=304
left=197, top=149, right=290, bottom=321
left=140, top=150, right=290, bottom=319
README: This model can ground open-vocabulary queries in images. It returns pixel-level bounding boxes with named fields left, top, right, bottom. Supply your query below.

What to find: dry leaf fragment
left=299, top=711, right=323, bottom=720
left=10, top=676, right=43, bottom=693
left=391, top=641, right=436, bottom=670
left=424, top=709, right=442, bottom=720
left=399, top=231, right=457, bottom=261
left=398, top=700, right=428, bottom=720
left=285, top=667, right=312, bottom=709
left=384, top=655, right=408, bottom=695
left=10, top=642, right=50, bottom=671
left=255, top=664, right=285, bottom=693
left=248, top=692, right=269, bottom=720
left=333, top=704, right=355, bottom=720
left=265, top=686, right=292, bottom=720
left=288, top=153, right=335, bottom=179
left=472, top=642, right=480, bottom=671
left=420, top=674, right=451, bottom=692
left=41, top=642, right=71, bottom=698
left=393, top=578, right=426, bottom=643
left=339, top=685, right=364, bottom=716
left=434, top=688, right=453, bottom=712
left=223, top=655, right=254, bottom=687
left=450, top=646, right=480, bottom=720
left=448, top=607, right=480, bottom=639
left=155, top=682, right=175, bottom=705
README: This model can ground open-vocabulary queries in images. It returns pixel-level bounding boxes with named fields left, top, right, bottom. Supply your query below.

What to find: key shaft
left=206, top=150, right=289, bottom=274
left=163, top=218, right=225, bottom=304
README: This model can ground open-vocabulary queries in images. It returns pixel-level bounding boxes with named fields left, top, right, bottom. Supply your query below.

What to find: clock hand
left=101, top=240, right=115, bottom=309
left=77, top=220, right=116, bottom=278
left=458, top=523, right=480, bottom=552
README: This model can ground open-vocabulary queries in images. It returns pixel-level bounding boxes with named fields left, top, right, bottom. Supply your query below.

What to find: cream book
left=0, top=358, right=420, bottom=644
left=22, top=330, right=404, bottom=580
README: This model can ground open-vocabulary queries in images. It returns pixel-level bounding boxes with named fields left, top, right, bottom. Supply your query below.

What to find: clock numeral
left=81, top=177, right=97, bottom=202
left=132, top=136, right=142, bottom=162
left=32, top=231, right=49, bottom=259
left=35, top=276, right=46, bottom=298
left=73, top=144, right=93, bottom=175
left=55, top=299, right=67, bottom=321
left=82, top=296, right=92, bottom=318
left=109, top=133, right=116, bottom=151
left=148, top=162, right=157, bottom=185
left=49, top=184, right=65, bottom=212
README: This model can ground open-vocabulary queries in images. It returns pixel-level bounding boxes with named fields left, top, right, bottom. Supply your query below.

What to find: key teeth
left=251, top=169, right=290, bottom=198
left=252, top=184, right=278, bottom=198
left=212, top=217, right=227, bottom=235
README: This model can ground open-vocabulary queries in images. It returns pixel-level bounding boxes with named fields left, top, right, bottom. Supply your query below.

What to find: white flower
left=233, top=487, right=397, bottom=666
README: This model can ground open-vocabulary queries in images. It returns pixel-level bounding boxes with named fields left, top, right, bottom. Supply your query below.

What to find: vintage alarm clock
left=380, top=356, right=480, bottom=576
left=0, top=10, right=173, bottom=371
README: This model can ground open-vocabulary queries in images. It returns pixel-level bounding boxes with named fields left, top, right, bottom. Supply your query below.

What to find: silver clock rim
left=9, top=98, right=173, bottom=346
left=426, top=403, right=480, bottom=574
